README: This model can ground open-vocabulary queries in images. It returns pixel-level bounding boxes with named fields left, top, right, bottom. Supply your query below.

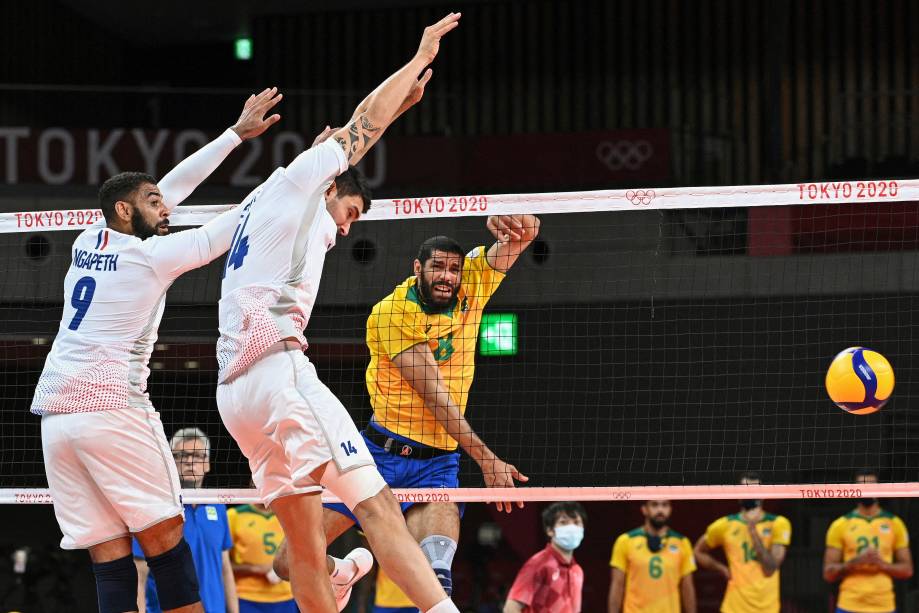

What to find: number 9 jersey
left=32, top=212, right=240, bottom=415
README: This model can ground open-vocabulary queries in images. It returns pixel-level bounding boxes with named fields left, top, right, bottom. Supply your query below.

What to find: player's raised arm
left=486, top=215, right=540, bottom=273
left=331, top=12, right=460, bottom=166
left=392, top=341, right=529, bottom=512
left=158, top=87, right=282, bottom=209
left=144, top=201, right=246, bottom=282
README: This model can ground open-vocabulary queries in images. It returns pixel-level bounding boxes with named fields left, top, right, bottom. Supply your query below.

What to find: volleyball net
left=2, top=178, right=919, bottom=504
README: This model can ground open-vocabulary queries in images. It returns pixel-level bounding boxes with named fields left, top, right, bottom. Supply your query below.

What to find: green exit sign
left=235, top=38, right=253, bottom=60
left=479, top=313, right=518, bottom=356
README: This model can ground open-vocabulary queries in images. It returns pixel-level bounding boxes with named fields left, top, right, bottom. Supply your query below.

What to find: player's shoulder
left=764, top=512, right=790, bottom=524
left=710, top=514, right=733, bottom=528
left=881, top=510, right=906, bottom=526
left=828, top=514, right=852, bottom=530
left=464, top=245, right=499, bottom=272
left=666, top=528, right=688, bottom=541
left=374, top=278, right=423, bottom=314
left=615, top=528, right=641, bottom=544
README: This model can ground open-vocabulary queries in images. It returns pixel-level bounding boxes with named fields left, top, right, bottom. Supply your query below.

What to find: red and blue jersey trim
left=94, top=229, right=109, bottom=251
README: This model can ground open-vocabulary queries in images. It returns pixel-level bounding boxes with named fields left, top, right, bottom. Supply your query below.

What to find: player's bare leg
left=271, top=492, right=338, bottom=612
left=353, top=486, right=451, bottom=610
left=272, top=507, right=355, bottom=580
left=406, top=502, right=460, bottom=541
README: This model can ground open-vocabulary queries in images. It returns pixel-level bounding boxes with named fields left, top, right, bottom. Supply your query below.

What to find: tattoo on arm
left=334, top=113, right=381, bottom=163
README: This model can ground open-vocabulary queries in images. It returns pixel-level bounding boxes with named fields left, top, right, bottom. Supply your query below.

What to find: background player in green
left=608, top=499, right=696, bottom=613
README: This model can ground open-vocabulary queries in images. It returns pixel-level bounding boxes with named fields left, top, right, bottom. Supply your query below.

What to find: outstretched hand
left=480, top=456, right=529, bottom=513
left=415, top=12, right=461, bottom=65
left=311, top=125, right=338, bottom=148
left=488, top=215, right=540, bottom=243
left=231, top=87, right=283, bottom=140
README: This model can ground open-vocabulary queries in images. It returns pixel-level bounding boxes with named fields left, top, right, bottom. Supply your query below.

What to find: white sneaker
left=332, top=547, right=374, bottom=611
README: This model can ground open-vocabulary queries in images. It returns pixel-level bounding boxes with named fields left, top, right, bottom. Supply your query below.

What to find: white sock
left=329, top=556, right=356, bottom=585
left=425, top=599, right=460, bottom=613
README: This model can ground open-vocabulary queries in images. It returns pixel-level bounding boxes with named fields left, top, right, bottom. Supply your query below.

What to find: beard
left=418, top=274, right=459, bottom=308
left=133, top=213, right=168, bottom=240
left=649, top=515, right=668, bottom=530
left=179, top=477, right=200, bottom=488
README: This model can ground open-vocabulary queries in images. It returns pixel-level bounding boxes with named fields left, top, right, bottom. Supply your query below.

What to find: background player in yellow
left=227, top=499, right=296, bottom=613
left=608, top=499, right=696, bottom=613
left=372, top=567, right=417, bottom=613
left=693, top=472, right=791, bottom=613
left=823, top=468, right=913, bottom=613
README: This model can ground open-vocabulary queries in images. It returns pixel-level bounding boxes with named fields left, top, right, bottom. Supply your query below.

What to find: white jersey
left=32, top=216, right=238, bottom=415
left=31, top=128, right=243, bottom=415
left=217, top=139, right=349, bottom=383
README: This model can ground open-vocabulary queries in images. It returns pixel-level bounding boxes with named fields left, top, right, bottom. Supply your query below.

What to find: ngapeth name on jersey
left=73, top=248, right=118, bottom=272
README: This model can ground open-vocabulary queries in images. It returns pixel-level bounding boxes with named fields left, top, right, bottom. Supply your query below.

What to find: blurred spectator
left=228, top=497, right=296, bottom=613
left=133, top=427, right=238, bottom=613
left=370, top=565, right=417, bottom=613
left=694, top=472, right=791, bottom=613
left=823, top=468, right=913, bottom=613
left=503, top=502, right=585, bottom=613
left=608, top=500, right=696, bottom=612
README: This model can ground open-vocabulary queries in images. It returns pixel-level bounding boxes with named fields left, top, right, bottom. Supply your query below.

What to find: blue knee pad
left=92, top=554, right=138, bottom=613
left=146, top=538, right=200, bottom=610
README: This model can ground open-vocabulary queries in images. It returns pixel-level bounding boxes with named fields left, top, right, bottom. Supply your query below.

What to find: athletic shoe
left=333, top=547, right=374, bottom=611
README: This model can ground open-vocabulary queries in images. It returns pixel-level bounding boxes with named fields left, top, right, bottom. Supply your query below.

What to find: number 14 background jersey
left=703, top=513, right=792, bottom=613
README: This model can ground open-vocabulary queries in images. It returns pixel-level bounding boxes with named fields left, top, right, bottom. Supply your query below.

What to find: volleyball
left=825, top=347, right=895, bottom=415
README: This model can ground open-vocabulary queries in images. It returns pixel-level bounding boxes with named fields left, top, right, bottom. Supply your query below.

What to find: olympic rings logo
left=626, top=189, right=656, bottom=206
left=596, top=140, right=654, bottom=171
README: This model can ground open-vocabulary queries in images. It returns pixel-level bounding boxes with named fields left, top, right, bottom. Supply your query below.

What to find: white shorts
left=217, top=344, right=379, bottom=507
left=41, top=406, right=183, bottom=550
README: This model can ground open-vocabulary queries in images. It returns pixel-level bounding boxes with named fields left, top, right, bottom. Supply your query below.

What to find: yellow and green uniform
left=704, top=512, right=792, bottom=613
left=373, top=567, right=416, bottom=612
left=366, top=246, right=505, bottom=450
left=610, top=528, right=696, bottom=613
left=227, top=505, right=293, bottom=603
left=826, top=509, right=909, bottom=613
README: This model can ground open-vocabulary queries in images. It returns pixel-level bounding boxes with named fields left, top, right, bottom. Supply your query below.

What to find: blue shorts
left=324, top=422, right=464, bottom=526
left=239, top=599, right=298, bottom=613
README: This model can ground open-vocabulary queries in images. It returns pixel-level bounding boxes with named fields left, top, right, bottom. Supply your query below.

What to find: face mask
left=552, top=524, right=584, bottom=551
left=859, top=497, right=879, bottom=507
left=739, top=499, right=761, bottom=511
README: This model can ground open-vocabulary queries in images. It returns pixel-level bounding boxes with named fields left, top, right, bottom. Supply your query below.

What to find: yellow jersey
left=366, top=246, right=505, bottom=449
left=375, top=566, right=415, bottom=609
left=704, top=512, right=792, bottom=613
left=825, top=509, right=909, bottom=613
left=610, top=528, right=696, bottom=613
left=227, top=505, right=293, bottom=603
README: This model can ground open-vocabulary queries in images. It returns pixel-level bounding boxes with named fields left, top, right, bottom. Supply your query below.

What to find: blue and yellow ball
left=825, top=347, right=895, bottom=415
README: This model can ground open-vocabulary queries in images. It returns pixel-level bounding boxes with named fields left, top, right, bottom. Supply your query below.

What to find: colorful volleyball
left=825, top=347, right=895, bottom=415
